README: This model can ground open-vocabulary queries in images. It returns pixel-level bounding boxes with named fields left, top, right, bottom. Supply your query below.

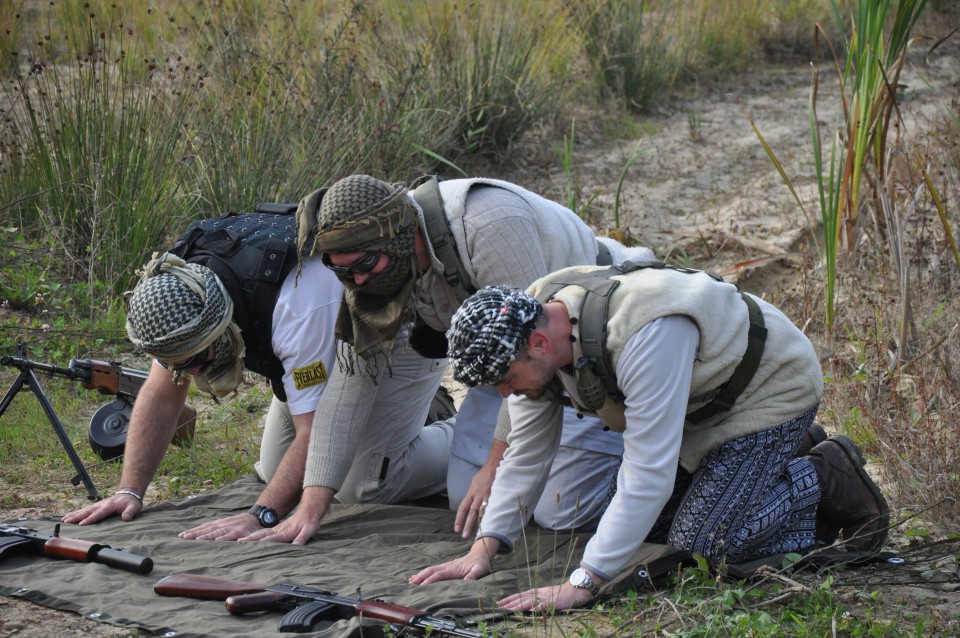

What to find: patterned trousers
left=646, top=405, right=821, bottom=564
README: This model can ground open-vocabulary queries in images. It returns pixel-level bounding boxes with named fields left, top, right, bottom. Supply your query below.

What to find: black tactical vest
left=168, top=204, right=298, bottom=401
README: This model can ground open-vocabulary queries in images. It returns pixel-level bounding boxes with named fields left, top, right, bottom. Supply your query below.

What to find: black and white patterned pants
left=646, top=405, right=821, bottom=564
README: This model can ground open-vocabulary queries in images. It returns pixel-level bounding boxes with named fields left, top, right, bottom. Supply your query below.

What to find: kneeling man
left=410, top=261, right=889, bottom=611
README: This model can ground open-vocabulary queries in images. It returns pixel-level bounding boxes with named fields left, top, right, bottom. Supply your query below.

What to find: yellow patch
left=292, top=361, right=328, bottom=390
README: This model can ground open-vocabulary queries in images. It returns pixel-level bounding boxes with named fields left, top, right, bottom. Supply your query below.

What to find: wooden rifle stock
left=69, top=358, right=147, bottom=397
left=154, top=573, right=269, bottom=600
left=0, top=524, right=153, bottom=574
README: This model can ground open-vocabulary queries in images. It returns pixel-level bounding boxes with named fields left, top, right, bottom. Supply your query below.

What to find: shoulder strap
left=537, top=261, right=766, bottom=422
left=536, top=261, right=656, bottom=407
left=413, top=177, right=476, bottom=303
left=685, top=292, right=766, bottom=424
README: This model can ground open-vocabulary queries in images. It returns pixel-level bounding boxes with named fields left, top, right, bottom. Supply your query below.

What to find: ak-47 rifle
left=0, top=343, right=196, bottom=499
left=0, top=524, right=153, bottom=574
left=155, top=573, right=488, bottom=636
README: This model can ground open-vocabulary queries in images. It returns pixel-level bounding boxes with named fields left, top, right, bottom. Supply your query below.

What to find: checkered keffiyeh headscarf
left=295, top=175, right=421, bottom=370
left=296, top=175, right=415, bottom=260
left=447, top=285, right=544, bottom=387
left=126, top=253, right=233, bottom=363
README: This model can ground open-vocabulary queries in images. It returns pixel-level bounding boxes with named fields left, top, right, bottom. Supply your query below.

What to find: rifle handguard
left=226, top=591, right=292, bottom=615
left=43, top=536, right=153, bottom=574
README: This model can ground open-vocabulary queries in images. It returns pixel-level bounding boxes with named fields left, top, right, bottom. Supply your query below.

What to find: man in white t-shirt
left=63, top=211, right=351, bottom=539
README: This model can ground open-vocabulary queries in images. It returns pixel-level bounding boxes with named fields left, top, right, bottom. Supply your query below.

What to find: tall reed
left=811, top=0, right=927, bottom=343
left=834, top=0, right=928, bottom=250
left=383, top=0, right=577, bottom=159
left=746, top=0, right=932, bottom=345
left=0, top=7, right=200, bottom=308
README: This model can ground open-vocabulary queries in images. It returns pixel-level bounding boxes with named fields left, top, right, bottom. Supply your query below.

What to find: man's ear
left=528, top=330, right=551, bottom=355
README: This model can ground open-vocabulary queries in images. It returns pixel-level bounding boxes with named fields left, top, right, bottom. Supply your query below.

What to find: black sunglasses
left=159, top=348, right=211, bottom=372
left=322, top=251, right=381, bottom=278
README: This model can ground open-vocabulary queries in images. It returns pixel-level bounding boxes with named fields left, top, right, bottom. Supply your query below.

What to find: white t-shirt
left=271, top=258, right=342, bottom=415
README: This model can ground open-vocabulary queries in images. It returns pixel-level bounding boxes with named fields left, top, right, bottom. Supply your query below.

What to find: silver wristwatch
left=568, top=567, right=600, bottom=596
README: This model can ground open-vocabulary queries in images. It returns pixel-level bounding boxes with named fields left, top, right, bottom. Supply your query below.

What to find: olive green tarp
left=0, top=475, right=680, bottom=637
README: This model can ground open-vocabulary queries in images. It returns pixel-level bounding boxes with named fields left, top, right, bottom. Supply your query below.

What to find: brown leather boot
left=794, top=423, right=827, bottom=458
left=807, top=435, right=889, bottom=554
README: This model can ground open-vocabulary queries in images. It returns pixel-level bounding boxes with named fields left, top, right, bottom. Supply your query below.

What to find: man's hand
left=498, top=582, right=594, bottom=612
left=409, top=538, right=499, bottom=585
left=455, top=437, right=507, bottom=537
left=240, top=507, right=319, bottom=544
left=455, top=464, right=495, bottom=538
left=240, top=486, right=333, bottom=545
left=62, top=493, right=142, bottom=525
left=63, top=363, right=190, bottom=528
left=178, top=514, right=261, bottom=541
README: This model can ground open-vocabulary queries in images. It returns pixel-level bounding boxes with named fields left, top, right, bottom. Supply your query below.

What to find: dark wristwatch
left=248, top=505, right=280, bottom=528
left=569, top=567, right=600, bottom=596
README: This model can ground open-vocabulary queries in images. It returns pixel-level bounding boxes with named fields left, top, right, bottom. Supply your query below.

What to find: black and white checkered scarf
left=447, top=285, right=543, bottom=387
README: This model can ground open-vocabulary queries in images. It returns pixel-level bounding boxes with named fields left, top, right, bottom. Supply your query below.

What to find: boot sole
left=829, top=435, right=889, bottom=553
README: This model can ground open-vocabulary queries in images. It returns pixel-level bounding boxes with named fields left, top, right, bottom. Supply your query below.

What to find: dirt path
left=478, top=45, right=958, bottom=308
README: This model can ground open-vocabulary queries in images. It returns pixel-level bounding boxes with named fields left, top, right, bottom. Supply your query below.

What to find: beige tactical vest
left=529, top=264, right=823, bottom=470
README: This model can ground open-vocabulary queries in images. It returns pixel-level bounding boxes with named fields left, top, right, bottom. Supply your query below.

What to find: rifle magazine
left=277, top=600, right=339, bottom=632
left=0, top=536, right=35, bottom=559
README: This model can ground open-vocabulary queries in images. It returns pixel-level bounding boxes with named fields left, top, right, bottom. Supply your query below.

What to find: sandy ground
left=2, top=28, right=959, bottom=638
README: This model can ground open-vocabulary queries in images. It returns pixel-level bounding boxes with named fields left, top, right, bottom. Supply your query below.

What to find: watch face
left=571, top=568, right=589, bottom=588
left=570, top=568, right=598, bottom=594
left=260, top=509, right=280, bottom=527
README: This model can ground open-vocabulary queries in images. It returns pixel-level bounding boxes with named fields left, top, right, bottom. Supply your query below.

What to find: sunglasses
left=159, top=348, right=212, bottom=373
left=322, top=251, right=381, bottom=278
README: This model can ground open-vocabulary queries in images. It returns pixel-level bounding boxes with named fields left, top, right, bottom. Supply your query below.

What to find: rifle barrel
left=0, top=356, right=80, bottom=379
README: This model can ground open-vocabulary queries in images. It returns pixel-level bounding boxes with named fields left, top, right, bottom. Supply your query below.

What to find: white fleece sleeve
left=580, top=315, right=699, bottom=580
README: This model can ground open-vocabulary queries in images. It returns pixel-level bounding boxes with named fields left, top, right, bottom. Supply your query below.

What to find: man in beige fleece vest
left=242, top=175, right=646, bottom=545
left=410, top=267, right=889, bottom=612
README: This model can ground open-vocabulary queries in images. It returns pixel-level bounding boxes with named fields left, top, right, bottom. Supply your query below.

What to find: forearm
left=298, top=485, right=337, bottom=523
left=256, top=413, right=312, bottom=515
left=303, top=361, right=379, bottom=489
left=473, top=536, right=504, bottom=561
left=118, top=365, right=189, bottom=494
left=484, top=438, right=508, bottom=471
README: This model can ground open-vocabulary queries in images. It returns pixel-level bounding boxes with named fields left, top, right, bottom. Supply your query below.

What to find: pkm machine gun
left=0, top=343, right=196, bottom=499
